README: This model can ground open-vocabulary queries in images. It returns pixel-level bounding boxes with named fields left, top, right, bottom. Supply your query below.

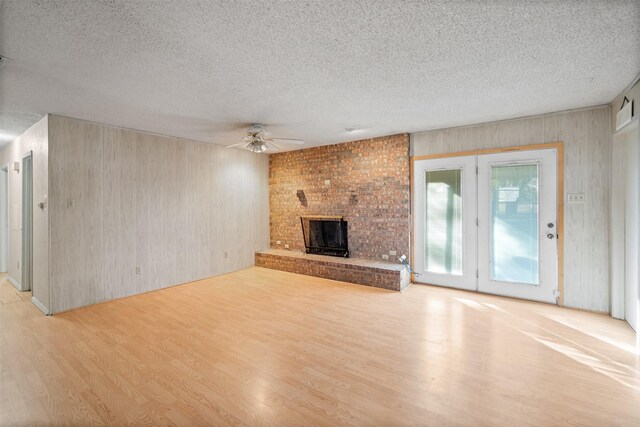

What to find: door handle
left=547, top=233, right=555, bottom=239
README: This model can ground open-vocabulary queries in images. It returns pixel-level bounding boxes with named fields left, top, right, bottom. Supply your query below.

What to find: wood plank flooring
left=1, top=267, right=639, bottom=426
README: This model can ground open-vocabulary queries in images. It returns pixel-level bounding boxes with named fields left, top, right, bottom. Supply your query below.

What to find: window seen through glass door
left=424, top=169, right=463, bottom=275
left=490, top=164, right=539, bottom=285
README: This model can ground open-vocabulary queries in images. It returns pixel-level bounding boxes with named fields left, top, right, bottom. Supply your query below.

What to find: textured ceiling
left=0, top=0, right=638, bottom=150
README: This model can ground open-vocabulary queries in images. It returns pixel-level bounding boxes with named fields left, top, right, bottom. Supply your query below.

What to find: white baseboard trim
left=31, top=296, right=50, bottom=315
left=7, top=276, right=21, bottom=291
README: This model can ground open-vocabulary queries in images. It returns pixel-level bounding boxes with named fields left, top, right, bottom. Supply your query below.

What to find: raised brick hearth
left=255, top=249, right=410, bottom=291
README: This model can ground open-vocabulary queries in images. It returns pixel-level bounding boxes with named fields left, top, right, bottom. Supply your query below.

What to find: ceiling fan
left=226, top=124, right=304, bottom=153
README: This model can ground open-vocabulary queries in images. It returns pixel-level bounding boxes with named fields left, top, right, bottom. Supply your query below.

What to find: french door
left=413, top=148, right=559, bottom=304
left=413, top=156, right=477, bottom=290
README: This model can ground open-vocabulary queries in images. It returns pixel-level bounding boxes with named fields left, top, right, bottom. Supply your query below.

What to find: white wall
left=0, top=115, right=50, bottom=313
left=610, top=77, right=640, bottom=323
left=411, top=106, right=611, bottom=312
left=48, top=115, right=270, bottom=313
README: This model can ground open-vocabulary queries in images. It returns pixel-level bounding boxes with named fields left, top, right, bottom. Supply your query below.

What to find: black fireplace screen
left=301, top=218, right=349, bottom=257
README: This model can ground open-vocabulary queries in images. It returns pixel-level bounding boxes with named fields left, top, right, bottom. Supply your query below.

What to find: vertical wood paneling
left=134, top=132, right=151, bottom=295
left=103, top=127, right=138, bottom=301
left=49, top=117, right=65, bottom=311
left=210, top=145, right=225, bottom=273
left=610, top=136, right=626, bottom=318
left=146, top=134, right=166, bottom=290
left=48, top=115, right=269, bottom=313
left=120, top=129, right=138, bottom=298
left=64, top=119, right=83, bottom=311
left=185, top=142, right=199, bottom=283
left=161, top=137, right=178, bottom=288
left=82, top=121, right=104, bottom=305
left=411, top=106, right=611, bottom=312
left=102, top=126, right=119, bottom=301
left=174, top=141, right=190, bottom=285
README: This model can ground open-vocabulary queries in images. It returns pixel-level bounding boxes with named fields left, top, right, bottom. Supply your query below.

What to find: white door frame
left=411, top=143, right=565, bottom=304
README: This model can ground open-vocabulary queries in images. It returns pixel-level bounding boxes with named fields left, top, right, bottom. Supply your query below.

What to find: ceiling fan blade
left=226, top=141, right=249, bottom=148
left=266, top=138, right=304, bottom=145
left=265, top=141, right=281, bottom=150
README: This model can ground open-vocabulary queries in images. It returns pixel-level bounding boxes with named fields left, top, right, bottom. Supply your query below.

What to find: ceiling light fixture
left=248, top=140, right=267, bottom=153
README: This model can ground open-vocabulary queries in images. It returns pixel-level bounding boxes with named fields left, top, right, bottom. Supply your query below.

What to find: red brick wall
left=269, top=134, right=410, bottom=260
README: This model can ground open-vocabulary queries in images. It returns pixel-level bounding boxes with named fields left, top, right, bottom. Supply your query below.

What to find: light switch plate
left=382, top=254, right=389, bottom=260
left=568, top=193, right=585, bottom=204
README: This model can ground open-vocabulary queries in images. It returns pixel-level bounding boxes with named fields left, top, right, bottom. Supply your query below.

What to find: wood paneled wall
left=0, top=115, right=50, bottom=313
left=48, top=115, right=269, bottom=313
left=411, top=106, right=611, bottom=312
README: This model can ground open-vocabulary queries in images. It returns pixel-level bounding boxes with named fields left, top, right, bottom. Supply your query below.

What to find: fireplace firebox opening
left=300, top=216, right=349, bottom=257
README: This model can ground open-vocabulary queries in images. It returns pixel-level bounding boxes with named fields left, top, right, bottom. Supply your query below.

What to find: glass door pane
left=424, top=169, right=463, bottom=275
left=490, top=164, right=539, bottom=285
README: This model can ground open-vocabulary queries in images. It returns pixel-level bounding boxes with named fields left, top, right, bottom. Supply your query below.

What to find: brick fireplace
left=268, top=133, right=410, bottom=260
left=257, top=133, right=411, bottom=291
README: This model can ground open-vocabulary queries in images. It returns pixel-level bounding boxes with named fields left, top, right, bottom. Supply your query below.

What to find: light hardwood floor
left=1, top=267, right=639, bottom=426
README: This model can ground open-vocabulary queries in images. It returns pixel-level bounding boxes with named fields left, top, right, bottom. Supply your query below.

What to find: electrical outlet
left=568, top=193, right=585, bottom=204
left=135, top=266, right=141, bottom=275
left=324, top=179, right=331, bottom=186
left=382, top=254, right=389, bottom=260
left=284, top=244, right=289, bottom=249
left=276, top=240, right=281, bottom=245
left=389, top=250, right=397, bottom=256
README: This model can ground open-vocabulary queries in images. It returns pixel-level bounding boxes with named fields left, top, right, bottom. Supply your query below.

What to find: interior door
left=413, top=156, right=477, bottom=290
left=477, top=149, right=558, bottom=303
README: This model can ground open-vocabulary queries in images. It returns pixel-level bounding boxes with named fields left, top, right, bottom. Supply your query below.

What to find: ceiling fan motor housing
left=248, top=124, right=265, bottom=136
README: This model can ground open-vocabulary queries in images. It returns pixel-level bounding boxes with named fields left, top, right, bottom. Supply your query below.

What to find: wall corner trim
left=31, top=296, right=50, bottom=315
left=7, top=276, right=21, bottom=291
